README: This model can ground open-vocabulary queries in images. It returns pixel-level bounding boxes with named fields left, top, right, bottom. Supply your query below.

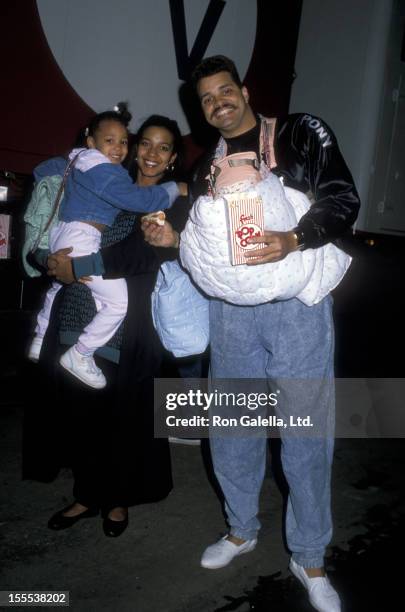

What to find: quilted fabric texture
left=151, top=260, right=209, bottom=357
left=180, top=170, right=351, bottom=306
left=22, top=175, right=63, bottom=277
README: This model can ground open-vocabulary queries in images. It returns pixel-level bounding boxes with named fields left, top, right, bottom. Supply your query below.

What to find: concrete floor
left=1, top=404, right=404, bottom=611
left=1, top=232, right=405, bottom=611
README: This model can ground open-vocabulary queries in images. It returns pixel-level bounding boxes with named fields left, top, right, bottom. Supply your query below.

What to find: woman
left=23, top=115, right=187, bottom=537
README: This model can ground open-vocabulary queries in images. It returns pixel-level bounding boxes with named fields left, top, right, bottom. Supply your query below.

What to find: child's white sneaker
left=59, top=346, right=106, bottom=389
left=28, top=336, right=44, bottom=362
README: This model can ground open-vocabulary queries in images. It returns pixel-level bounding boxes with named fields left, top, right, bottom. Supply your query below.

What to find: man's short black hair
left=191, top=55, right=243, bottom=90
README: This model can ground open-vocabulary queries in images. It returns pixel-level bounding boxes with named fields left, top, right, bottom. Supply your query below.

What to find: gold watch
left=292, top=227, right=306, bottom=251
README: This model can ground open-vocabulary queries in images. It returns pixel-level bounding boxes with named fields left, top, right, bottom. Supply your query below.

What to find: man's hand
left=141, top=219, right=179, bottom=248
left=47, top=247, right=76, bottom=283
left=244, top=230, right=298, bottom=265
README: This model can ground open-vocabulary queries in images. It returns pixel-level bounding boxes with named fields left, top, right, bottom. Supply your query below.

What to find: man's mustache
left=211, top=104, right=236, bottom=119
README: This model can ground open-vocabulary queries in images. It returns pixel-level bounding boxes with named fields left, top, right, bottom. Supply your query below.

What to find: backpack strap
left=260, top=116, right=277, bottom=169
left=210, top=116, right=277, bottom=187
left=31, top=150, right=81, bottom=252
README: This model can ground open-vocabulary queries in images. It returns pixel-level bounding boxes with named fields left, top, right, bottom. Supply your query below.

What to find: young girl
left=28, top=103, right=183, bottom=389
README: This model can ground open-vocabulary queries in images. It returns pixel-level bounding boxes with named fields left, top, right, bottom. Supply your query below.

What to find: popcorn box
left=225, top=192, right=266, bottom=265
left=0, top=214, right=11, bottom=259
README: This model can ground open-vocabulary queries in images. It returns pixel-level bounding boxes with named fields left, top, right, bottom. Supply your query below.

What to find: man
left=143, top=55, right=359, bottom=612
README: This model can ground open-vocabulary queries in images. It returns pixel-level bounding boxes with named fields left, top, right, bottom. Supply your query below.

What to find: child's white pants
left=35, top=221, right=128, bottom=354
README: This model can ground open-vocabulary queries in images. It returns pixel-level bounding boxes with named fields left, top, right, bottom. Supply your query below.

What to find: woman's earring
left=167, top=162, right=175, bottom=172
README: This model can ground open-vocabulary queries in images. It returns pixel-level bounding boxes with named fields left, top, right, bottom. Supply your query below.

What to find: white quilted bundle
left=180, top=172, right=351, bottom=306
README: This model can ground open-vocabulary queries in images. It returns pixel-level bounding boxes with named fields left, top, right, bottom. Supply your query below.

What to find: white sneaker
left=28, top=336, right=43, bottom=362
left=289, top=558, right=341, bottom=612
left=201, top=536, right=257, bottom=569
left=59, top=346, right=106, bottom=389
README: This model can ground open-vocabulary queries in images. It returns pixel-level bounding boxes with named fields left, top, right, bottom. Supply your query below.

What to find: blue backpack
left=151, top=260, right=209, bottom=357
left=22, top=175, right=63, bottom=277
left=22, top=152, right=80, bottom=277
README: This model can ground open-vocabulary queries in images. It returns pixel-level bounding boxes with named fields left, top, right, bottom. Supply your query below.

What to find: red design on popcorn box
left=225, top=192, right=266, bottom=265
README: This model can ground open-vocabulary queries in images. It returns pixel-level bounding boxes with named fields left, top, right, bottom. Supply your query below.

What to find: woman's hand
left=141, top=219, right=179, bottom=248
left=47, top=247, right=76, bottom=283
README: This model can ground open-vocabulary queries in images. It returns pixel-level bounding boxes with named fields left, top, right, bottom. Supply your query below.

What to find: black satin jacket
left=190, top=113, right=361, bottom=249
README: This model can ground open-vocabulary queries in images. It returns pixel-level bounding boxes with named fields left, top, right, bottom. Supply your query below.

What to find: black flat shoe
left=48, top=505, right=99, bottom=530
left=102, top=515, right=128, bottom=538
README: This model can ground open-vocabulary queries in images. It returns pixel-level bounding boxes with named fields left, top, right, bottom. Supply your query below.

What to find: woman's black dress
left=22, top=204, right=185, bottom=511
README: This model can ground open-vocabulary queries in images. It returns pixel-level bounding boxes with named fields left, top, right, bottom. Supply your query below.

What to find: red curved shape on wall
left=0, top=1, right=93, bottom=174
left=0, top=0, right=301, bottom=175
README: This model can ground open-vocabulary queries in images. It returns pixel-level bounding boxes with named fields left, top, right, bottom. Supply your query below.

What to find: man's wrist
left=291, top=227, right=306, bottom=251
